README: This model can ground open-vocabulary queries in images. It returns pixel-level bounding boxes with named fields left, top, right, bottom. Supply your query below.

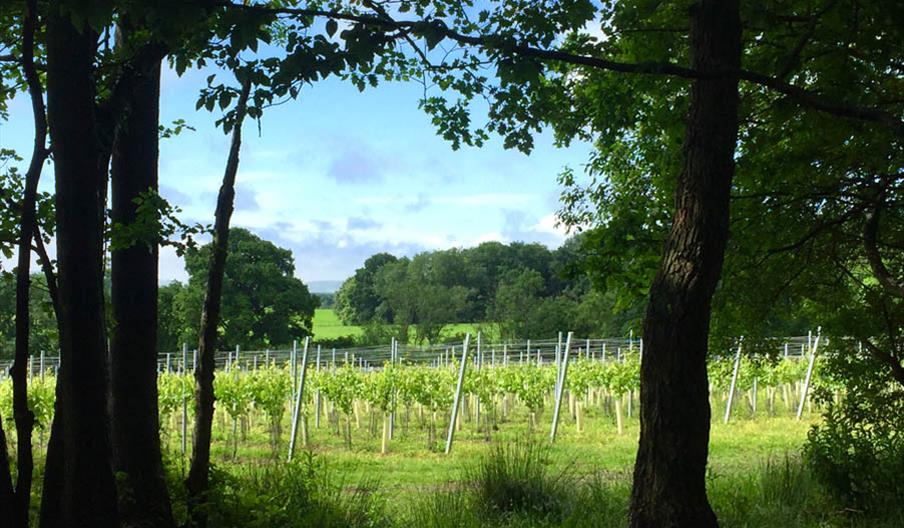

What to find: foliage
left=317, top=363, right=365, bottom=417
left=109, top=189, right=208, bottom=256
left=0, top=373, right=56, bottom=431
left=247, top=365, right=292, bottom=426
left=165, top=227, right=319, bottom=350
left=158, top=372, right=193, bottom=425
left=336, top=240, right=628, bottom=342
left=505, top=363, right=552, bottom=413
left=214, top=370, right=253, bottom=423
left=397, top=363, right=455, bottom=412
left=362, top=362, right=397, bottom=413
left=805, top=339, right=904, bottom=514
left=0, top=273, right=57, bottom=360
left=202, top=453, right=388, bottom=528
left=335, top=253, right=398, bottom=325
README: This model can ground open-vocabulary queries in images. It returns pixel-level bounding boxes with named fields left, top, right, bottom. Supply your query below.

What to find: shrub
left=804, top=339, right=904, bottom=516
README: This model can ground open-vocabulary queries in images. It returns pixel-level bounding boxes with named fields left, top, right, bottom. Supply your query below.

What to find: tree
left=627, top=4, right=741, bottom=523
left=335, top=252, right=398, bottom=324
left=43, top=7, right=118, bottom=525
left=107, top=16, right=174, bottom=526
left=491, top=268, right=544, bottom=340
left=186, top=81, right=252, bottom=524
left=237, top=1, right=892, bottom=524
left=0, top=1, right=53, bottom=522
left=180, top=228, right=319, bottom=350
left=0, top=275, right=58, bottom=360
left=415, top=284, right=472, bottom=344
left=158, top=281, right=190, bottom=351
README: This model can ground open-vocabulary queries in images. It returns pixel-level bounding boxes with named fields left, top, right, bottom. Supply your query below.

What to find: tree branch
left=860, top=338, right=904, bottom=389
left=765, top=205, right=863, bottom=256
left=32, top=225, right=58, bottom=315
left=216, top=1, right=904, bottom=133
left=863, top=191, right=904, bottom=299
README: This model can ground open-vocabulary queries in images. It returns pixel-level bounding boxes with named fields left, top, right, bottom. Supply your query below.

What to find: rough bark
left=108, top=23, right=175, bottom=527
left=44, top=8, right=119, bottom=528
left=185, top=78, right=252, bottom=527
left=628, top=1, right=741, bottom=527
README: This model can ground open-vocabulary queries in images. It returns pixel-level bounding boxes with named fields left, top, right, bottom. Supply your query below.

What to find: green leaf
left=326, top=19, right=338, bottom=38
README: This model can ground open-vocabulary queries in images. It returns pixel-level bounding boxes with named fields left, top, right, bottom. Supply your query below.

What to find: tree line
left=334, top=239, right=645, bottom=344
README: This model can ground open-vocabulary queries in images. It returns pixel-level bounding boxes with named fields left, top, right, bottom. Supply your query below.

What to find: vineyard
left=0, top=332, right=834, bottom=459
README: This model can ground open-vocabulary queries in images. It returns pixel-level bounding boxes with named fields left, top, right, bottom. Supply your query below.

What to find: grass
left=16, top=392, right=889, bottom=527
left=153, top=374, right=904, bottom=526
left=159, top=396, right=814, bottom=497
left=313, top=308, right=364, bottom=340
left=312, top=308, right=500, bottom=344
left=168, top=429, right=904, bottom=528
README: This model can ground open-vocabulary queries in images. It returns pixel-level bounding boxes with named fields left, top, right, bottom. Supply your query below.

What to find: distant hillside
left=307, top=280, right=343, bottom=293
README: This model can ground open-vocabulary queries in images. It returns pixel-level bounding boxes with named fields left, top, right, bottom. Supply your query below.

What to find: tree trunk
left=185, top=78, right=252, bottom=528
left=109, top=24, right=174, bottom=527
left=628, top=1, right=741, bottom=527
left=43, top=8, right=119, bottom=527
left=2, top=1, right=48, bottom=525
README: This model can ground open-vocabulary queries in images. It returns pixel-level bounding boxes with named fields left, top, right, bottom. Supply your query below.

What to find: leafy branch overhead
left=208, top=0, right=901, bottom=153
left=109, top=189, right=210, bottom=256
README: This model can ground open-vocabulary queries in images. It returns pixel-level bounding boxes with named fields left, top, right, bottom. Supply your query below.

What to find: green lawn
left=312, top=308, right=499, bottom=344
left=313, top=308, right=364, bottom=339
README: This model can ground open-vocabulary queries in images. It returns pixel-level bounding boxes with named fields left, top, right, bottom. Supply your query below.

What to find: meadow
left=312, top=308, right=497, bottom=343
left=151, top=394, right=896, bottom=528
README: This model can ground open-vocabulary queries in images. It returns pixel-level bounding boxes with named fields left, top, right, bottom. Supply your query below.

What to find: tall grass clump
left=708, top=456, right=826, bottom=526
left=704, top=455, right=904, bottom=527
left=559, top=475, right=629, bottom=528
left=191, top=452, right=387, bottom=528
left=400, top=489, right=481, bottom=528
left=467, top=440, right=573, bottom=522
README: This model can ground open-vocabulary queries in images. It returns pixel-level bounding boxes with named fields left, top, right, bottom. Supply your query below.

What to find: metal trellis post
left=550, top=332, right=574, bottom=441
left=445, top=334, right=471, bottom=454
left=287, top=336, right=311, bottom=461
left=797, top=329, right=821, bottom=420
left=724, top=337, right=744, bottom=424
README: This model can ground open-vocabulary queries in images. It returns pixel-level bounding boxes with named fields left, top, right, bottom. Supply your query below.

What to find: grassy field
left=152, top=402, right=901, bottom=528
left=313, top=308, right=364, bottom=339
left=162, top=398, right=814, bottom=497
left=312, top=308, right=497, bottom=344
left=140, top=378, right=904, bottom=528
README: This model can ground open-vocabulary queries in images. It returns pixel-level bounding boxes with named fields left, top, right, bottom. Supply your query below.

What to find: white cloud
left=355, top=192, right=535, bottom=208
left=533, top=213, right=568, bottom=237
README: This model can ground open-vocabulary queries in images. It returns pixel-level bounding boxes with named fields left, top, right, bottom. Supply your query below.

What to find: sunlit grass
left=312, top=308, right=500, bottom=344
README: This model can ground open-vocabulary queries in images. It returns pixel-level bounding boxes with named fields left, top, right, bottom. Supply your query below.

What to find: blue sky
left=1, top=63, right=592, bottom=284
